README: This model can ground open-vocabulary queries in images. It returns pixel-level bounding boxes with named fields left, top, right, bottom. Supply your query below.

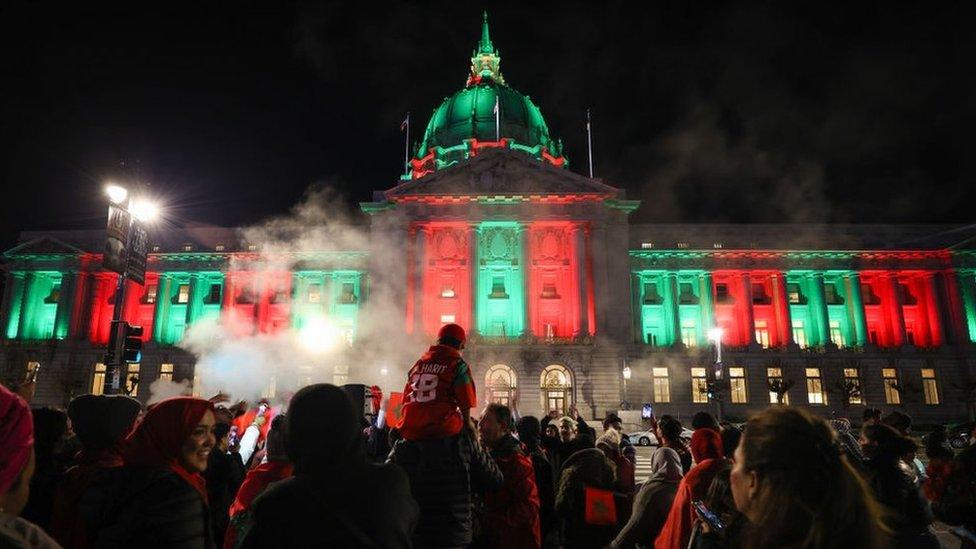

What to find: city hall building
left=3, top=18, right=976, bottom=423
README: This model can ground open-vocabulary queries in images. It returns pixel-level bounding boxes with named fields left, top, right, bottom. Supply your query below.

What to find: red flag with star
left=584, top=485, right=617, bottom=526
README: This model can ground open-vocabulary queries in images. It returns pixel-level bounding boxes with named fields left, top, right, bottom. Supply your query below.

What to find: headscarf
left=68, top=394, right=142, bottom=453
left=649, top=447, right=683, bottom=482
left=690, top=428, right=724, bottom=463
left=285, top=384, right=364, bottom=479
left=0, top=383, right=33, bottom=494
left=122, top=397, right=214, bottom=501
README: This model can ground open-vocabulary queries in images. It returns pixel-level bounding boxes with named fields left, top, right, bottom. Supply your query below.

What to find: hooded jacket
left=654, top=429, right=726, bottom=549
left=481, top=433, right=541, bottom=548
left=612, top=447, right=683, bottom=549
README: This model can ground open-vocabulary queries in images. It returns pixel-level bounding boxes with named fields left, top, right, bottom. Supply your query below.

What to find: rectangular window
left=490, top=277, right=509, bottom=299
left=691, top=367, right=709, bottom=403
left=862, top=284, right=881, bottom=305
left=825, top=283, right=844, bottom=305
left=206, top=284, right=222, bottom=304
left=215, top=244, right=225, bottom=252
left=715, top=283, right=732, bottom=304
left=806, top=368, right=826, bottom=405
left=787, top=283, right=803, bottom=304
left=882, top=368, right=901, bottom=404
left=752, top=283, right=770, bottom=304
left=440, top=285, right=455, bottom=299
left=176, top=284, right=190, bottom=304
left=680, top=319, right=697, bottom=348
left=125, top=364, right=140, bottom=397
left=541, top=283, right=559, bottom=299
left=270, top=287, right=289, bottom=304
left=844, top=368, right=863, bottom=405
left=898, top=283, right=917, bottom=305
left=642, top=282, right=661, bottom=304
left=440, top=314, right=456, bottom=324
left=160, top=363, right=174, bottom=383
left=768, top=367, right=790, bottom=404
left=829, top=320, right=844, bottom=347
left=792, top=320, right=807, bottom=348
left=92, top=363, right=107, bottom=395
left=143, top=285, right=158, bottom=304
left=729, top=367, right=747, bottom=403
left=922, top=369, right=939, bottom=405
left=652, top=367, right=671, bottom=403
left=339, top=283, right=357, bottom=304
left=755, top=320, right=770, bottom=348
left=678, top=282, right=698, bottom=304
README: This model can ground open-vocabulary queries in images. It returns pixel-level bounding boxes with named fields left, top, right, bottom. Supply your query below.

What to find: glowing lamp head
left=622, top=366, right=632, bottom=380
left=129, top=199, right=161, bottom=222
left=380, top=366, right=389, bottom=376
left=708, top=327, right=724, bottom=343
left=105, top=184, right=129, bottom=204
left=298, top=317, right=343, bottom=354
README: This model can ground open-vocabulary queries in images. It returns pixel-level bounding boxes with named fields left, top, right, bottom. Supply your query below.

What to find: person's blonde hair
left=558, top=416, right=577, bottom=430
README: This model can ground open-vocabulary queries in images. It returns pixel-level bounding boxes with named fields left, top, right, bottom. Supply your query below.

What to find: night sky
left=1, top=2, right=972, bottom=250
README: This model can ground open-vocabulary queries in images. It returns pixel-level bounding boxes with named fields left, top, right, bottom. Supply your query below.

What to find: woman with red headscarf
left=86, top=397, right=216, bottom=547
left=654, top=428, right=726, bottom=549
left=0, top=383, right=61, bottom=548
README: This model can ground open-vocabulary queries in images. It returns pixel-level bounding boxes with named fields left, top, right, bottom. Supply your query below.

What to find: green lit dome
left=418, top=82, right=557, bottom=153
left=406, top=12, right=567, bottom=179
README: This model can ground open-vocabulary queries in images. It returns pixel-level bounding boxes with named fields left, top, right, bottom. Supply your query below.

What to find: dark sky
left=1, top=1, right=973, bottom=249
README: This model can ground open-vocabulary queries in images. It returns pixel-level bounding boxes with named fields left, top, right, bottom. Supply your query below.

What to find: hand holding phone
left=692, top=500, right=725, bottom=534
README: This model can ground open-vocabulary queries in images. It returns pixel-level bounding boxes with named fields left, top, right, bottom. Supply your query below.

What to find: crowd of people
left=0, top=324, right=974, bottom=548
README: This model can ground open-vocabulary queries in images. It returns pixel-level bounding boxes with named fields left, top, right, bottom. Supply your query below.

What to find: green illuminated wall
left=961, top=270, right=976, bottom=343
left=153, top=272, right=192, bottom=344
left=291, top=270, right=363, bottom=342
left=475, top=222, right=525, bottom=337
left=187, top=272, right=224, bottom=325
left=5, top=271, right=64, bottom=340
left=786, top=271, right=857, bottom=347
left=329, top=271, right=362, bottom=341
left=291, top=271, right=328, bottom=330
left=635, top=270, right=706, bottom=346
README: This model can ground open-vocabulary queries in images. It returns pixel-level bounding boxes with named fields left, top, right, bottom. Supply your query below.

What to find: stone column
left=771, top=272, right=794, bottom=347
left=885, top=272, right=908, bottom=347
left=699, top=272, right=714, bottom=337
left=17, top=272, right=36, bottom=339
left=810, top=272, right=832, bottom=348
left=186, top=273, right=203, bottom=326
left=741, top=273, right=757, bottom=347
left=631, top=272, right=643, bottom=344
left=923, top=272, right=945, bottom=347
left=584, top=224, right=598, bottom=337
left=469, top=223, right=479, bottom=336
left=53, top=271, right=77, bottom=340
left=153, top=274, right=172, bottom=343
left=844, top=273, right=869, bottom=347
left=2, top=272, right=25, bottom=339
left=519, top=223, right=530, bottom=338
left=575, top=226, right=588, bottom=338
left=414, top=226, right=427, bottom=334
left=666, top=272, right=682, bottom=348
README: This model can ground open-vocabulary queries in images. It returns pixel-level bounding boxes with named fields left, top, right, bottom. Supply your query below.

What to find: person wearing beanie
left=0, top=383, right=61, bottom=549
left=49, top=394, right=141, bottom=548
left=398, top=323, right=478, bottom=441
left=241, top=384, right=418, bottom=548
left=517, top=415, right=556, bottom=543
left=654, top=429, right=727, bottom=549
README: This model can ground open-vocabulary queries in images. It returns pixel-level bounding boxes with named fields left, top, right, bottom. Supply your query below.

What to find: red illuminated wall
left=748, top=271, right=790, bottom=348
left=223, top=271, right=292, bottom=336
left=121, top=273, right=159, bottom=341
left=527, top=222, right=581, bottom=338
left=860, top=271, right=903, bottom=348
left=711, top=270, right=752, bottom=347
left=420, top=223, right=472, bottom=336
left=895, top=272, right=943, bottom=348
left=87, top=273, right=118, bottom=344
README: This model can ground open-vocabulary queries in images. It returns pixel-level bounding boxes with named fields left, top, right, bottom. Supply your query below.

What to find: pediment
left=4, top=237, right=85, bottom=257
left=384, top=147, right=620, bottom=200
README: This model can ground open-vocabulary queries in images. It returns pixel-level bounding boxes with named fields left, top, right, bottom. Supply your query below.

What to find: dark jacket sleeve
left=369, top=465, right=419, bottom=549
left=465, top=435, right=504, bottom=492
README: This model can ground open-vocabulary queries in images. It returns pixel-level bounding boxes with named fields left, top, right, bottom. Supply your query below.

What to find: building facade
left=3, top=16, right=976, bottom=423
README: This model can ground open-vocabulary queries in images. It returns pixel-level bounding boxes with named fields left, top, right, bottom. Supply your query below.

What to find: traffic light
left=122, top=324, right=144, bottom=363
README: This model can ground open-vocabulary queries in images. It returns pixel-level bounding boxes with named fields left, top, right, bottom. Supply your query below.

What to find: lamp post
left=707, top=327, right=725, bottom=421
left=622, top=361, right=632, bottom=411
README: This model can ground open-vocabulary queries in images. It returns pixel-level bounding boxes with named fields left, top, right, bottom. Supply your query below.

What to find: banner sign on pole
left=103, top=205, right=131, bottom=276
left=127, top=220, right=150, bottom=285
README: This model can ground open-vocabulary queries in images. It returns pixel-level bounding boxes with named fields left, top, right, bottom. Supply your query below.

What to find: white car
left=627, top=427, right=694, bottom=446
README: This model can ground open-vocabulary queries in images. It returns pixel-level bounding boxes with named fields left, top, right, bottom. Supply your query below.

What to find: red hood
left=690, top=428, right=723, bottom=463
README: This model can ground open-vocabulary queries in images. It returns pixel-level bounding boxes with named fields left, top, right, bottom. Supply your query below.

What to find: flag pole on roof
left=400, top=112, right=410, bottom=173
left=586, top=108, right=594, bottom=179
left=494, top=96, right=500, bottom=141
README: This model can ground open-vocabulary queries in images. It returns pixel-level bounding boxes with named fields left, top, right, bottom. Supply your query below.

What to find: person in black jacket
left=87, top=397, right=217, bottom=548
left=860, top=424, right=939, bottom=549
left=241, top=384, right=418, bottom=549
left=206, top=422, right=245, bottom=547
left=540, top=406, right=596, bottom=476
left=21, top=406, right=71, bottom=532
left=517, top=415, right=556, bottom=547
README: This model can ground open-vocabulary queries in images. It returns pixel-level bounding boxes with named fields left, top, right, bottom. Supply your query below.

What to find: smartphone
left=641, top=403, right=653, bottom=419
left=692, top=500, right=725, bottom=533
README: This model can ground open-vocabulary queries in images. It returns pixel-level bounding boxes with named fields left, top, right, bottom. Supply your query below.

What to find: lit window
left=339, top=283, right=357, bottom=304
left=92, top=363, right=107, bottom=395
left=882, top=368, right=900, bottom=404
left=729, top=367, right=747, bottom=403
left=215, top=244, right=225, bottom=251
left=755, top=320, right=770, bottom=348
left=713, top=243, right=723, bottom=249
left=642, top=282, right=661, bottom=304
left=681, top=319, right=697, bottom=348
left=308, top=284, right=322, bottom=303
left=541, top=283, right=559, bottom=299
left=652, top=367, right=670, bottom=403
left=160, top=363, right=174, bottom=382
left=691, top=367, right=709, bottom=403
left=768, top=367, right=790, bottom=405
left=182, top=244, right=193, bottom=252
left=441, top=314, right=456, bottom=324
left=805, top=368, right=826, bottom=405
left=829, top=320, right=844, bottom=347
left=715, top=283, right=732, bottom=304
left=125, top=364, right=140, bottom=397
left=176, top=284, right=190, bottom=304
left=787, top=283, right=803, bottom=304
left=844, top=368, right=863, bottom=405
left=677, top=242, right=689, bottom=249
left=678, top=282, right=698, bottom=304
left=921, top=369, right=939, bottom=405
left=152, top=245, right=161, bottom=252
left=440, top=285, right=456, bottom=298
left=641, top=242, right=654, bottom=249
left=247, top=244, right=258, bottom=252
left=143, top=285, right=158, bottom=304
left=792, top=320, right=807, bottom=348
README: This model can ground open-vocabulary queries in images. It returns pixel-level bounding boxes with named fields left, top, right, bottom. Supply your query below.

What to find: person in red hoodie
left=653, top=428, right=726, bottom=549
left=478, top=402, right=541, bottom=549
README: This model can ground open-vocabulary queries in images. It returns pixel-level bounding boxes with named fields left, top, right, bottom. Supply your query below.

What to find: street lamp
left=621, top=362, right=632, bottom=410
left=104, top=184, right=129, bottom=204
left=708, top=327, right=724, bottom=369
left=129, top=199, right=160, bottom=223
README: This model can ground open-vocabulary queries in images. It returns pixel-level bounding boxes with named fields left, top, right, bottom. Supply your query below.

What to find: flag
left=583, top=485, right=617, bottom=525
left=400, top=113, right=409, bottom=132
left=386, top=391, right=405, bottom=427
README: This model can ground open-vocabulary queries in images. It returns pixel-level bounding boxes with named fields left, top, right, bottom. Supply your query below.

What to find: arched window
left=540, top=364, right=573, bottom=415
left=485, top=364, right=517, bottom=406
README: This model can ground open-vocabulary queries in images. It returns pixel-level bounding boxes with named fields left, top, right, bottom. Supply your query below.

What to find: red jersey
left=398, top=344, right=477, bottom=440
